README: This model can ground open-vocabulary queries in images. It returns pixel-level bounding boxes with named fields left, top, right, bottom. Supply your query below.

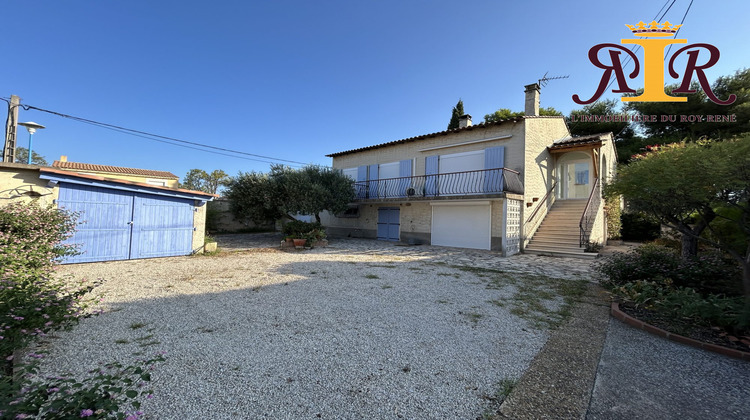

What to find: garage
left=39, top=169, right=213, bottom=264
left=431, top=201, right=491, bottom=250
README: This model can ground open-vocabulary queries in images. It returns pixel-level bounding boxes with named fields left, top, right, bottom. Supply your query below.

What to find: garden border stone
left=611, top=302, right=750, bottom=361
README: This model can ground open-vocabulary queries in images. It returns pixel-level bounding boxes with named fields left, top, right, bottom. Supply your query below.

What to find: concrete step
left=526, top=243, right=586, bottom=253
left=529, top=238, right=581, bottom=246
left=524, top=248, right=598, bottom=259
left=532, top=235, right=579, bottom=242
left=536, top=226, right=580, bottom=234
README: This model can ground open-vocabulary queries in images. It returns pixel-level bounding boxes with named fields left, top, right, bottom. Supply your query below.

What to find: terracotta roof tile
left=51, top=161, right=178, bottom=179
left=548, top=132, right=612, bottom=150
left=325, top=116, right=557, bottom=157
left=40, top=167, right=216, bottom=198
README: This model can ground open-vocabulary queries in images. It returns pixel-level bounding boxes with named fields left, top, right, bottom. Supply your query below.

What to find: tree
left=14, top=147, right=48, bottom=165
left=224, top=165, right=355, bottom=225
left=624, top=68, right=750, bottom=141
left=567, top=99, right=633, bottom=138
left=224, top=171, right=285, bottom=224
left=181, top=169, right=229, bottom=194
left=605, top=137, right=750, bottom=319
left=483, top=107, right=561, bottom=123
left=447, top=99, right=465, bottom=130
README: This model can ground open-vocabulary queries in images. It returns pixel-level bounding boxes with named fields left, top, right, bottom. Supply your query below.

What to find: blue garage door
left=377, top=207, right=400, bottom=241
left=58, top=183, right=194, bottom=263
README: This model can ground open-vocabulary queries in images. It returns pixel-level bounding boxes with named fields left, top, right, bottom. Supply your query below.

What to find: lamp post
left=17, top=121, right=45, bottom=164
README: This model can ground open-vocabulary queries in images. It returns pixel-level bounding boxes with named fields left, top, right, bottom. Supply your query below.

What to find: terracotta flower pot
left=293, top=238, right=307, bottom=248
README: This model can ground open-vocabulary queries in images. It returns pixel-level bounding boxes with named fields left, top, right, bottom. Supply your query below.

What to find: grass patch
left=445, top=264, right=588, bottom=330
left=114, top=339, right=130, bottom=344
left=129, top=322, right=146, bottom=330
left=381, top=284, right=393, bottom=289
left=134, top=334, right=155, bottom=342
left=480, top=378, right=519, bottom=419
left=367, top=264, right=397, bottom=269
left=436, top=299, right=451, bottom=304
left=364, top=274, right=379, bottom=279
left=495, top=378, right=517, bottom=400
left=509, top=275, right=588, bottom=329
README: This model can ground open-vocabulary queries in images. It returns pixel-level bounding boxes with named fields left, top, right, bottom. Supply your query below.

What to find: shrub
left=281, top=220, right=323, bottom=238
left=595, top=243, right=742, bottom=296
left=0, top=353, right=165, bottom=419
left=620, top=212, right=660, bottom=241
left=0, top=202, right=165, bottom=419
left=614, top=280, right=745, bottom=331
left=605, top=195, right=622, bottom=239
left=595, top=243, right=681, bottom=288
left=0, top=202, right=91, bottom=373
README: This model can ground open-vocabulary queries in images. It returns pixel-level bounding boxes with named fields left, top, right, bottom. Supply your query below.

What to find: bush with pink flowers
left=0, top=202, right=164, bottom=419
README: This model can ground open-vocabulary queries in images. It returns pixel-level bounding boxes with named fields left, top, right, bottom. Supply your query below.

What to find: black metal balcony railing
left=353, top=168, right=523, bottom=200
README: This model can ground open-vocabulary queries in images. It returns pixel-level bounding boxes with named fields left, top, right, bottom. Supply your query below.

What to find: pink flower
left=80, top=409, right=94, bottom=417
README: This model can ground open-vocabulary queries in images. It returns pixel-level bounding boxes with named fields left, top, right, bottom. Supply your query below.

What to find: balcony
left=352, top=168, right=523, bottom=201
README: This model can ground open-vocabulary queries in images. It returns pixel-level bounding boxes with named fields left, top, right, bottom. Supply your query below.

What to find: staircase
left=525, top=200, right=597, bottom=259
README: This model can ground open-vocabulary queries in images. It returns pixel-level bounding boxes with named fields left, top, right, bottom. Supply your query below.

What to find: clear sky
left=2, top=0, right=748, bottom=182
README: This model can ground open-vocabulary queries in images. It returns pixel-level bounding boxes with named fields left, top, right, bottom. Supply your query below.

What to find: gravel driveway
left=36, top=239, right=590, bottom=419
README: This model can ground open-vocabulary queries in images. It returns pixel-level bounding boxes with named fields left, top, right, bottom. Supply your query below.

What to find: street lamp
left=17, top=121, right=45, bottom=164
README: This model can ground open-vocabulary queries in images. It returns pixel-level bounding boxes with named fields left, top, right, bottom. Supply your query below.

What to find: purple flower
left=80, top=409, right=94, bottom=417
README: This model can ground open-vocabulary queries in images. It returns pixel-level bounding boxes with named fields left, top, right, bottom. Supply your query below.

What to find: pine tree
left=447, top=99, right=465, bottom=130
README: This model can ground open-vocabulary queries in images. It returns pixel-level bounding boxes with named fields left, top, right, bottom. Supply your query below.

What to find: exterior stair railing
left=579, top=178, right=601, bottom=247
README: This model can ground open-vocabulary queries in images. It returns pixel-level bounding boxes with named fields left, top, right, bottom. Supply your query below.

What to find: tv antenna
left=538, top=72, right=569, bottom=87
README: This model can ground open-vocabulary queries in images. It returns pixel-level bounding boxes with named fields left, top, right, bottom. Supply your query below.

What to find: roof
left=326, top=115, right=565, bottom=158
left=39, top=167, right=217, bottom=199
left=52, top=160, right=179, bottom=179
left=548, top=132, right=612, bottom=151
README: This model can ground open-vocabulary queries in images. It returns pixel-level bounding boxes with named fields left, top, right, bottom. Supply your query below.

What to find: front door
left=561, top=160, right=591, bottom=199
left=377, top=207, right=400, bottom=241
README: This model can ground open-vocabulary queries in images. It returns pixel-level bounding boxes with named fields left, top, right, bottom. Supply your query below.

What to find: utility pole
left=3, top=95, right=20, bottom=163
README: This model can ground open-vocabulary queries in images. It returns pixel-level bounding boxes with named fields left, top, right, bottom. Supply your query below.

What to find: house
left=321, top=84, right=617, bottom=258
left=0, top=161, right=215, bottom=263
left=52, top=156, right=180, bottom=188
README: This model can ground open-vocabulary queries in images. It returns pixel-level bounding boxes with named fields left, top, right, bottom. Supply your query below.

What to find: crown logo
left=626, top=21, right=682, bottom=37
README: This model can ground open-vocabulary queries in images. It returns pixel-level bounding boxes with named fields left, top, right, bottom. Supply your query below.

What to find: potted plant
left=292, top=236, right=307, bottom=248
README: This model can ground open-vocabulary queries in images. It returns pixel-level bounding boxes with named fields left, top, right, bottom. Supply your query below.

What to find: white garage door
left=431, top=202, right=491, bottom=250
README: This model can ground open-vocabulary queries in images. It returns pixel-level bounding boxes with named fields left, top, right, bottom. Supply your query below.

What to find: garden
left=597, top=137, right=750, bottom=353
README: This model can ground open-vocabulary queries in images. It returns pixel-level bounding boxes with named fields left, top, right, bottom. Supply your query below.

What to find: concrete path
left=587, top=318, right=750, bottom=420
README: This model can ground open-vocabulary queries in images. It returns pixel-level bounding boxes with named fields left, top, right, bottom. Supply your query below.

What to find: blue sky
left=2, top=0, right=748, bottom=182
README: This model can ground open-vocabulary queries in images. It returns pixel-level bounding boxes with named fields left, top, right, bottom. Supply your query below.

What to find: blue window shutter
left=368, top=164, right=379, bottom=180
left=399, top=160, right=412, bottom=177
left=399, top=160, right=412, bottom=197
left=484, top=146, right=505, bottom=169
left=369, top=164, right=379, bottom=198
left=425, top=155, right=438, bottom=196
left=484, top=146, right=505, bottom=193
left=356, top=166, right=368, bottom=199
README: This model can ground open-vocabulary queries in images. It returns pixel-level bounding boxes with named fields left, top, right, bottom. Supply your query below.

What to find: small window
left=337, top=205, right=360, bottom=218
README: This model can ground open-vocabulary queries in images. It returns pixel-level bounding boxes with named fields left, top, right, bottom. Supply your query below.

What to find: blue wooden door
left=57, top=183, right=133, bottom=263
left=58, top=183, right=195, bottom=263
left=377, top=208, right=400, bottom=241
left=130, top=194, right=194, bottom=259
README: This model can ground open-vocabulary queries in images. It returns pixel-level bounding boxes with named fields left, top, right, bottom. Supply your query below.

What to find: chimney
left=524, top=83, right=540, bottom=116
left=59, top=155, right=67, bottom=162
left=458, top=114, right=472, bottom=128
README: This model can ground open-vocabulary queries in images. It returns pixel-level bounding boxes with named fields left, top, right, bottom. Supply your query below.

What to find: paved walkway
left=214, top=234, right=750, bottom=419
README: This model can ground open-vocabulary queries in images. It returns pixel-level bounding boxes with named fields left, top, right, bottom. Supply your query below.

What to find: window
left=574, top=163, right=589, bottom=185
